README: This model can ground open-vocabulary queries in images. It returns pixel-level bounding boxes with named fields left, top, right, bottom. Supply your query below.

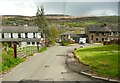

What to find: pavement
left=1, top=43, right=110, bottom=83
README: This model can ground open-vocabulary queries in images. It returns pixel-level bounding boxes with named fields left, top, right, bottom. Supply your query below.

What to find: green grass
left=1, top=46, right=47, bottom=74
left=0, top=51, right=24, bottom=73
left=39, top=47, right=47, bottom=52
left=75, top=44, right=119, bottom=78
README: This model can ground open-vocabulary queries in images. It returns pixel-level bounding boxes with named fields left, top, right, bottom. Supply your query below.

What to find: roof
left=0, top=26, right=39, bottom=33
left=0, top=38, right=41, bottom=42
left=88, top=24, right=119, bottom=32
left=70, top=34, right=88, bottom=38
left=60, top=31, right=88, bottom=38
left=60, top=31, right=74, bottom=35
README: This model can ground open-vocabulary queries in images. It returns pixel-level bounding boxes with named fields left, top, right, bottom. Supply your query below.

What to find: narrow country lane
left=2, top=44, right=97, bottom=82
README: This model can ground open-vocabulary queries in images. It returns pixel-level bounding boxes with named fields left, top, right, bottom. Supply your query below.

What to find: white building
left=0, top=26, right=42, bottom=47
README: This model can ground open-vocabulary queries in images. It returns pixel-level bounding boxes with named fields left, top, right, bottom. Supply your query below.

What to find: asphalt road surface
left=2, top=44, right=103, bottom=82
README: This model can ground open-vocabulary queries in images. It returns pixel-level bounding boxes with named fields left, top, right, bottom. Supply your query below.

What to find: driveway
left=2, top=44, right=100, bottom=82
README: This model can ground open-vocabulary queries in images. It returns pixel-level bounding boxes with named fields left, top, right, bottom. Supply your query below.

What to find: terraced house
left=0, top=26, right=42, bottom=47
left=86, top=24, right=119, bottom=43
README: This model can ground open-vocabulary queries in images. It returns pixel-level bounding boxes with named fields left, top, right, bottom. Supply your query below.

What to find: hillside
left=1, top=15, right=118, bottom=28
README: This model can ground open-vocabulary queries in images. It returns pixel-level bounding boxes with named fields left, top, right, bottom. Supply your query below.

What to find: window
left=18, top=33, right=21, bottom=38
left=96, top=38, right=98, bottom=41
left=2, top=33, right=4, bottom=38
left=27, top=42, right=30, bottom=45
left=11, top=33, right=13, bottom=38
left=33, top=33, right=35, bottom=38
left=96, top=33, right=99, bottom=36
left=109, top=32, right=113, bottom=36
left=37, top=42, right=39, bottom=44
left=91, top=35, right=93, bottom=40
left=102, top=33, right=106, bottom=36
left=25, top=33, right=28, bottom=38
left=116, top=32, right=119, bottom=36
left=102, top=38, right=104, bottom=41
left=32, top=42, right=35, bottom=45
left=110, top=38, right=113, bottom=40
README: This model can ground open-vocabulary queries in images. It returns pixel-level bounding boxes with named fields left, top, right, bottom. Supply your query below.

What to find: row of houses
left=60, top=24, right=119, bottom=44
left=0, top=26, right=43, bottom=47
left=0, top=24, right=119, bottom=47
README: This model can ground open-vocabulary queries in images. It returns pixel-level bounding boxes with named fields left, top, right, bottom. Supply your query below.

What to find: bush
left=61, top=39, right=70, bottom=46
left=7, top=48, right=14, bottom=55
left=49, top=37, right=55, bottom=45
left=39, top=47, right=47, bottom=52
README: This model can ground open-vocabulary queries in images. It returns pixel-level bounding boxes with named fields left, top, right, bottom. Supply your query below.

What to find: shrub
left=49, top=37, right=55, bottom=45
left=61, top=39, right=70, bottom=46
left=39, top=47, right=47, bottom=52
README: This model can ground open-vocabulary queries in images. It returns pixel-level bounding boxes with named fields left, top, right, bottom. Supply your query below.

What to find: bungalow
left=86, top=24, right=119, bottom=43
left=0, top=26, right=43, bottom=47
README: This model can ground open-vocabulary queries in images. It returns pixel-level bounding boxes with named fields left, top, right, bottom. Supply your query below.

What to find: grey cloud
left=39, top=2, right=118, bottom=16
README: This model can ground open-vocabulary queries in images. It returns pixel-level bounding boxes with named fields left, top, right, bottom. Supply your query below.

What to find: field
left=75, top=44, right=119, bottom=78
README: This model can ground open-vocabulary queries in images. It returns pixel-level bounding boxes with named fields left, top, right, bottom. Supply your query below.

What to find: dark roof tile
left=1, top=26, right=39, bottom=33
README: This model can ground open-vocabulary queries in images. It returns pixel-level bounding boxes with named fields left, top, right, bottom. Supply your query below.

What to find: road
left=2, top=44, right=102, bottom=82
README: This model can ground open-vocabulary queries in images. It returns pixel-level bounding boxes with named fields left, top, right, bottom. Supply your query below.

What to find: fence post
left=14, top=43, right=17, bottom=58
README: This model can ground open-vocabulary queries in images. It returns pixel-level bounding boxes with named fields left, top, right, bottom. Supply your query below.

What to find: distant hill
left=1, top=15, right=118, bottom=27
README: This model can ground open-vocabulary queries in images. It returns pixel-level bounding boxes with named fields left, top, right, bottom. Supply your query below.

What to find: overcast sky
left=0, top=0, right=119, bottom=16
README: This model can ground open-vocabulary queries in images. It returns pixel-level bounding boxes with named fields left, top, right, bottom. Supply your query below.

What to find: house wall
left=21, top=33, right=25, bottom=38
left=4, top=33, right=9, bottom=38
left=0, top=32, right=42, bottom=46
left=89, top=32, right=119, bottom=43
left=13, top=33, right=18, bottom=38
left=37, top=33, right=41, bottom=38
left=0, top=33, right=1, bottom=38
left=28, top=33, right=33, bottom=38
left=0, top=32, right=41, bottom=39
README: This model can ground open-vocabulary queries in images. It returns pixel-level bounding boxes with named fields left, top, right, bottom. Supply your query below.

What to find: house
left=86, top=24, right=119, bottom=43
left=0, top=26, right=43, bottom=47
left=60, top=31, right=88, bottom=43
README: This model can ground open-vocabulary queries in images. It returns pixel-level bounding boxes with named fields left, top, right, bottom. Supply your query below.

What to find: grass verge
left=74, top=44, right=119, bottom=78
left=0, top=51, right=24, bottom=73
left=1, top=46, right=47, bottom=74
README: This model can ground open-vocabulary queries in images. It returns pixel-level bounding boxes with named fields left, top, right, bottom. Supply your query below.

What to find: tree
left=35, top=6, right=49, bottom=47
left=48, top=25, right=59, bottom=45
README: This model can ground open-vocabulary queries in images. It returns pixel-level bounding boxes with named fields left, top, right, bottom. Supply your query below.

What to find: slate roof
left=0, top=26, right=39, bottom=33
left=0, top=38, right=41, bottom=42
left=60, top=31, right=88, bottom=38
left=88, top=24, right=119, bottom=32
left=70, top=34, right=88, bottom=38
left=60, top=31, right=74, bottom=35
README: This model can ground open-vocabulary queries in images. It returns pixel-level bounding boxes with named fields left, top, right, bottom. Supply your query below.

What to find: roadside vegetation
left=61, top=39, right=70, bottom=46
left=74, top=44, right=119, bottom=78
left=1, top=48, right=24, bottom=73
left=1, top=44, right=47, bottom=74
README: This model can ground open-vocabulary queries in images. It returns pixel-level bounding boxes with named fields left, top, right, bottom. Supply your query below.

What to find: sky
left=0, top=0, right=119, bottom=16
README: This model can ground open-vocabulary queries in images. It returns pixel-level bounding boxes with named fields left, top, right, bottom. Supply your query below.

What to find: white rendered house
left=0, top=26, right=42, bottom=47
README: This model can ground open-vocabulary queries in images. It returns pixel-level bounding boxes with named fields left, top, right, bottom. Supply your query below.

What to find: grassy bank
left=75, top=44, right=119, bottom=78
left=0, top=51, right=24, bottom=73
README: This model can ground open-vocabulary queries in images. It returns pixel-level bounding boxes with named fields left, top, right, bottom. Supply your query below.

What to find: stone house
left=86, top=24, right=119, bottom=43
